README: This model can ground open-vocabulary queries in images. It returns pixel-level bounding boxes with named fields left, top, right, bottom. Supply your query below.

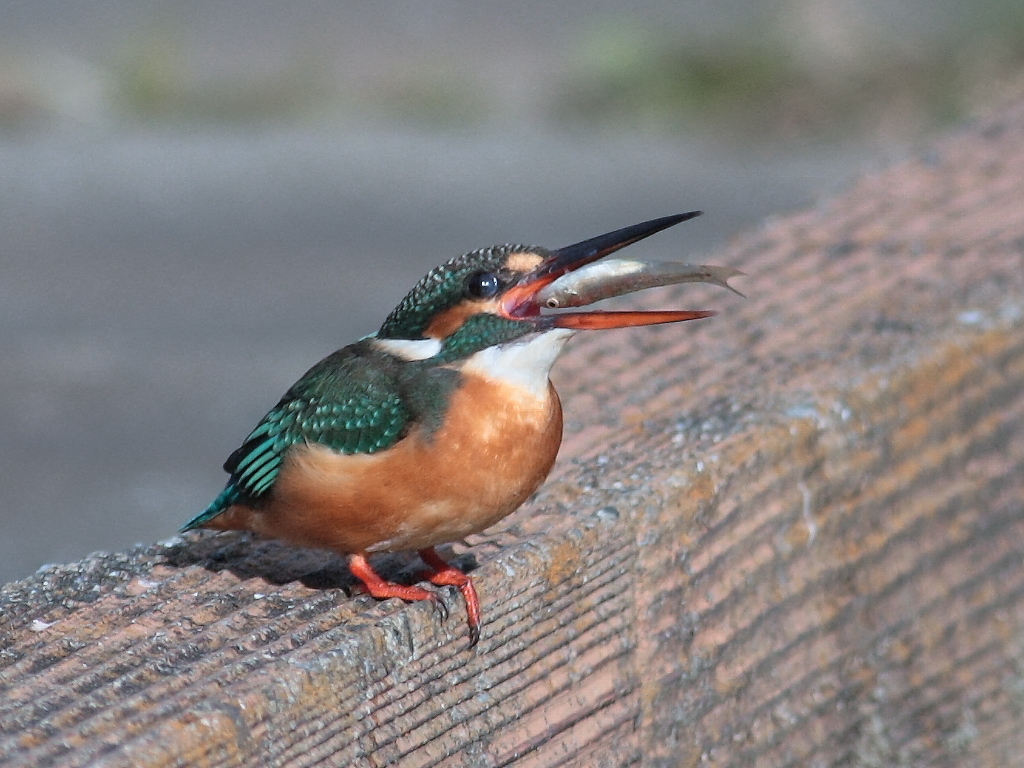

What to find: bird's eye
left=465, top=271, right=501, bottom=299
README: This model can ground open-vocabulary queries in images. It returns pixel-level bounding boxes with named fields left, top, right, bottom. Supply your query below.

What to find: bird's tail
left=180, top=484, right=241, bottom=532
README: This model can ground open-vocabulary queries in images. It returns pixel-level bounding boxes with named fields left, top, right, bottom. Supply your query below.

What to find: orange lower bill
left=543, top=309, right=715, bottom=330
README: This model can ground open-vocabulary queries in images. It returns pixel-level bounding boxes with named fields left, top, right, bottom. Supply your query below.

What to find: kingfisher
left=182, top=212, right=739, bottom=645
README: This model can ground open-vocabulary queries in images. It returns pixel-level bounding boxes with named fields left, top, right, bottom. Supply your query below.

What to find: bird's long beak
left=501, top=212, right=735, bottom=330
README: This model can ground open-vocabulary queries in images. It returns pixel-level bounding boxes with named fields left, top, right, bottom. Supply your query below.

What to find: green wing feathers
left=226, top=384, right=409, bottom=498
left=185, top=341, right=463, bottom=532
left=184, top=344, right=414, bottom=531
left=227, top=346, right=412, bottom=500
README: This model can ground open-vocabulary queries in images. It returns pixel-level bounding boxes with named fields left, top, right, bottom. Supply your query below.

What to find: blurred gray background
left=2, top=0, right=1022, bottom=583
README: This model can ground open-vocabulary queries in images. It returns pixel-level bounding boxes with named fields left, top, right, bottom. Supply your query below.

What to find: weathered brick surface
left=2, top=100, right=1024, bottom=767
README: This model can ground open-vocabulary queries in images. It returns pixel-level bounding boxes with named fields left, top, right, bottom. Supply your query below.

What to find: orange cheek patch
left=424, top=299, right=499, bottom=339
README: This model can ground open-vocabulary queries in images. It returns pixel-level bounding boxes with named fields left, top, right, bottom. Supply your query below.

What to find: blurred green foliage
left=114, top=23, right=331, bottom=125
left=556, top=5, right=1024, bottom=143
left=1, top=2, right=1022, bottom=140
left=366, top=67, right=484, bottom=129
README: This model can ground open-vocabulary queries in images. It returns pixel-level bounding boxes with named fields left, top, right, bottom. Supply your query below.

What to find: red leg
left=419, top=547, right=481, bottom=646
left=348, top=553, right=442, bottom=614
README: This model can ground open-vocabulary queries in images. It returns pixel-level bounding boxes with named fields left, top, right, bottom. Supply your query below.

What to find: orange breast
left=212, top=374, right=562, bottom=554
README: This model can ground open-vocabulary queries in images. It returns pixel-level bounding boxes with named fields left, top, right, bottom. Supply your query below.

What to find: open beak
left=501, top=212, right=740, bottom=330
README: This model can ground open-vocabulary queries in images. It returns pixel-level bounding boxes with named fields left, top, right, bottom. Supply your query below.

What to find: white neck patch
left=461, top=328, right=575, bottom=400
left=372, top=336, right=443, bottom=361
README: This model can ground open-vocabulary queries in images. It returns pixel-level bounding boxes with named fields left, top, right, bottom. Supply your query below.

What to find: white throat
left=461, top=328, right=575, bottom=400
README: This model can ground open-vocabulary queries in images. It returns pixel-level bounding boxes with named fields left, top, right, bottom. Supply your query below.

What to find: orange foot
left=347, top=553, right=448, bottom=621
left=348, top=550, right=480, bottom=646
left=419, top=547, right=481, bottom=647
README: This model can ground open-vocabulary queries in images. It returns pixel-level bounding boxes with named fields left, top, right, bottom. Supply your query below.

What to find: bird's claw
left=467, top=618, right=481, bottom=648
left=418, top=548, right=482, bottom=648
left=433, top=586, right=479, bottom=646
left=428, top=590, right=449, bottom=622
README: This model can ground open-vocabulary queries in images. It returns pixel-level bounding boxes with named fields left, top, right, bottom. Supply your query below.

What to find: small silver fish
left=537, top=259, right=744, bottom=309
